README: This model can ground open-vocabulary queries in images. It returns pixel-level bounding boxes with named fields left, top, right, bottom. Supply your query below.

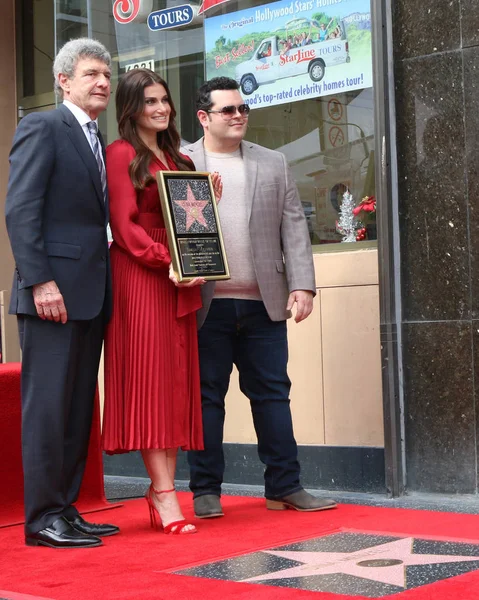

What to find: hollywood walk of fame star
left=242, top=537, right=479, bottom=588
left=174, top=184, right=208, bottom=231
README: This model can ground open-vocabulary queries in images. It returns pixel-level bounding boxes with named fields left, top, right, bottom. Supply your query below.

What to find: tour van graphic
left=235, top=18, right=350, bottom=95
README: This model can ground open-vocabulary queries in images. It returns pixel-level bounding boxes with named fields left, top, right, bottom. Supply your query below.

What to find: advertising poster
left=204, top=0, right=372, bottom=110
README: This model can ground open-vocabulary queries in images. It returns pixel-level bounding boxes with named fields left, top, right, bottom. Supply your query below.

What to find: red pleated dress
left=102, top=139, right=204, bottom=454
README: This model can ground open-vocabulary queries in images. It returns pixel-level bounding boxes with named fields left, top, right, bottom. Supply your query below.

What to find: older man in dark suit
left=5, top=38, right=119, bottom=548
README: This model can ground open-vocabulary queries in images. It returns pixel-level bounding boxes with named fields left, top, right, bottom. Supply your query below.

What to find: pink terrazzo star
left=174, top=184, right=208, bottom=230
left=242, top=537, right=479, bottom=588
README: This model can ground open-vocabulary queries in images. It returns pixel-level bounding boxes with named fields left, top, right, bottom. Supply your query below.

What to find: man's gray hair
left=53, top=38, right=111, bottom=99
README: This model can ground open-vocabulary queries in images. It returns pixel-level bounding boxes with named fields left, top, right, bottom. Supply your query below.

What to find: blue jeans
left=188, top=299, right=302, bottom=499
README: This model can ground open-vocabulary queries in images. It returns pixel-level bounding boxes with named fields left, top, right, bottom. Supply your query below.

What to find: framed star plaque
left=156, top=171, right=230, bottom=282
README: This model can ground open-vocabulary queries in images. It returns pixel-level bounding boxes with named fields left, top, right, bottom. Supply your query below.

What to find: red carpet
left=0, top=363, right=119, bottom=528
left=0, top=593, right=55, bottom=600
left=1, top=494, right=479, bottom=599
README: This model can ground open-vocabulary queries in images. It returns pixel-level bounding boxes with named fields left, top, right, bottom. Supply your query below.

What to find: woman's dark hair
left=116, top=68, right=192, bottom=190
left=196, top=76, right=240, bottom=112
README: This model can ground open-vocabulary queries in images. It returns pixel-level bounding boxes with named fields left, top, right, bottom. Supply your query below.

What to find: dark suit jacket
left=5, top=103, right=112, bottom=321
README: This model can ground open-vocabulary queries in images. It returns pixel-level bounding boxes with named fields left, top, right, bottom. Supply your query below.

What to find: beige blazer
left=183, top=138, right=315, bottom=328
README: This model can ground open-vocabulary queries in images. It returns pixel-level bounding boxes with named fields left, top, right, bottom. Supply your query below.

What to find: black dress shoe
left=68, top=515, right=120, bottom=537
left=25, top=516, right=102, bottom=548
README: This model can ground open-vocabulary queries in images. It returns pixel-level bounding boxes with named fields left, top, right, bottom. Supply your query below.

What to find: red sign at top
left=198, top=0, right=231, bottom=15
left=113, top=0, right=231, bottom=23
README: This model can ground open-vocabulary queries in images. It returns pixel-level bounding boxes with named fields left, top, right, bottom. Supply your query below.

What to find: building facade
left=0, top=0, right=477, bottom=497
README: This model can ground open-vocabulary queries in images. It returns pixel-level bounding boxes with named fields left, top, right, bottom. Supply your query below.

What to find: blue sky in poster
left=204, top=0, right=371, bottom=52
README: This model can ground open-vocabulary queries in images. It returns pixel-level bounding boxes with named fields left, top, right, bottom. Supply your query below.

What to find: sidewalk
left=105, top=475, right=479, bottom=516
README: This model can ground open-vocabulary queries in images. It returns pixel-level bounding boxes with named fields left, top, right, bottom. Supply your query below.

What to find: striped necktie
left=87, top=121, right=107, bottom=203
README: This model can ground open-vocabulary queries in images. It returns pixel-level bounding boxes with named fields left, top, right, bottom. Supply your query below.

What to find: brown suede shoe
left=266, top=489, right=337, bottom=512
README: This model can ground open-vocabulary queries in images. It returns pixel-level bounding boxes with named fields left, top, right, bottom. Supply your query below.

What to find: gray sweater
left=205, top=149, right=261, bottom=301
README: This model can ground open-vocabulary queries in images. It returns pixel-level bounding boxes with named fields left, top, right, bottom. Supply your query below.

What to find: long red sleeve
left=106, top=140, right=171, bottom=269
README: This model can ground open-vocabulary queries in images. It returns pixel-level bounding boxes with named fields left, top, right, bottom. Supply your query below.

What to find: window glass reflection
left=69, top=0, right=377, bottom=249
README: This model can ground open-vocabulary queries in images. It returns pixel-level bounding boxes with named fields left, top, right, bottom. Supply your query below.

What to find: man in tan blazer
left=186, top=77, right=337, bottom=518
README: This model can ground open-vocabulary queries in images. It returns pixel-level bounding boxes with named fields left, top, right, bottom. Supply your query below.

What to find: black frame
left=156, top=171, right=230, bottom=282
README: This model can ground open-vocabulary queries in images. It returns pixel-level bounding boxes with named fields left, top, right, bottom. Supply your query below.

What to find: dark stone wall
left=394, top=0, right=479, bottom=492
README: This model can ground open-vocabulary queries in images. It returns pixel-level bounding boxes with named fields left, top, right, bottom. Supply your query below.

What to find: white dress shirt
left=63, top=100, right=105, bottom=168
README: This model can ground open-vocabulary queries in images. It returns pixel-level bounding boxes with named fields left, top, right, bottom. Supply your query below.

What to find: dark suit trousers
left=18, top=313, right=104, bottom=535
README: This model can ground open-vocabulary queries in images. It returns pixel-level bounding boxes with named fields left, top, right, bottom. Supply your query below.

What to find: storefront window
left=202, top=0, right=376, bottom=248
left=55, top=0, right=89, bottom=49
left=16, top=0, right=55, bottom=114
left=246, top=88, right=375, bottom=246
left=53, top=0, right=376, bottom=250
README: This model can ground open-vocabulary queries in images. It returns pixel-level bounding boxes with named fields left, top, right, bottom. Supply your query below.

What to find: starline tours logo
left=113, top=0, right=232, bottom=24
left=279, top=48, right=316, bottom=67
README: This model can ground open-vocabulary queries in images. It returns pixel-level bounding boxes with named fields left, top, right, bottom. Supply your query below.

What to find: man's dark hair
left=196, top=77, right=240, bottom=112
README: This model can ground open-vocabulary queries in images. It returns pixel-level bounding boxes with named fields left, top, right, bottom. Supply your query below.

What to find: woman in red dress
left=103, top=69, right=220, bottom=535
